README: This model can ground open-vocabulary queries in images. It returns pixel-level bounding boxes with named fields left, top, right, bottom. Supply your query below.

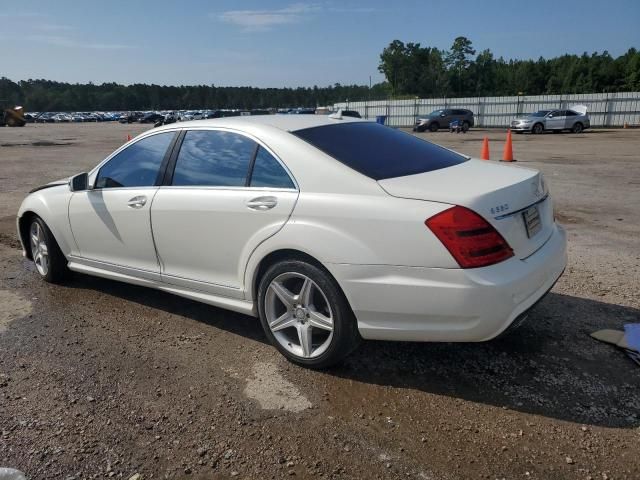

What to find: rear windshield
left=293, top=122, right=468, bottom=180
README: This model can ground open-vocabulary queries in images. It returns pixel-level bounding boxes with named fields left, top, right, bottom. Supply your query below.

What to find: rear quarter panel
left=243, top=191, right=457, bottom=301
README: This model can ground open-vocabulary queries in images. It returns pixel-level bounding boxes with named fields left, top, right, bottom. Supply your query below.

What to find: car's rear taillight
left=425, top=206, right=514, bottom=269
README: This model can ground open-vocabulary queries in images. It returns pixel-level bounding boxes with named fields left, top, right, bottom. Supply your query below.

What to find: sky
left=2, top=0, right=639, bottom=88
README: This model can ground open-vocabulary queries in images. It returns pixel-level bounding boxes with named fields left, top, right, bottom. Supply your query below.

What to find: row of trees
left=1, top=38, right=638, bottom=111
left=0, top=78, right=387, bottom=112
left=378, top=37, right=640, bottom=97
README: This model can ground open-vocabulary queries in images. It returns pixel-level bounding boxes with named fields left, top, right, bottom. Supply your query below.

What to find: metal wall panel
left=336, top=92, right=640, bottom=128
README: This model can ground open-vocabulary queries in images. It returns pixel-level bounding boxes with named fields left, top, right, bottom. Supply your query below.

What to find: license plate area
left=522, top=205, right=542, bottom=238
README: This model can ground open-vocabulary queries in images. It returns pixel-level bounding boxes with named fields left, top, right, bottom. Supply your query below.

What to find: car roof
left=155, top=114, right=365, bottom=133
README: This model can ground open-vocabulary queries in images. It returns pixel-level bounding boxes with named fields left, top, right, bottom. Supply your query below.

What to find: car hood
left=29, top=177, right=69, bottom=194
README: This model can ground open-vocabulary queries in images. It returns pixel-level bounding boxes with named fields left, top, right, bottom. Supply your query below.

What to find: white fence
left=334, top=92, right=640, bottom=128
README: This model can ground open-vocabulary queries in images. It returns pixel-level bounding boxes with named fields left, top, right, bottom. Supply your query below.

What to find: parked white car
left=17, top=115, right=567, bottom=367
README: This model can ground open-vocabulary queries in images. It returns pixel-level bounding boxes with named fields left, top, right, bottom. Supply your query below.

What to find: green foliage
left=2, top=40, right=639, bottom=112
left=0, top=78, right=390, bottom=112
left=378, top=38, right=640, bottom=97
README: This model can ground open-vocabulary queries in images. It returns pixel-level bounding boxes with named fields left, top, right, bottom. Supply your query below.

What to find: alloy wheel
left=265, top=272, right=334, bottom=359
left=30, top=221, right=49, bottom=276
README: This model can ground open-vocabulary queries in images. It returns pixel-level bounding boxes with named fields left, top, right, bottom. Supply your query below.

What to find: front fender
left=17, top=185, right=76, bottom=258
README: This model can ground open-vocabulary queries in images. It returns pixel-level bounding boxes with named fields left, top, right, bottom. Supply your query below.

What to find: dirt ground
left=0, top=123, right=639, bottom=480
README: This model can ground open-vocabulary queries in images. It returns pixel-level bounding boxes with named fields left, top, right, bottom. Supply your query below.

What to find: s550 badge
left=490, top=203, right=509, bottom=215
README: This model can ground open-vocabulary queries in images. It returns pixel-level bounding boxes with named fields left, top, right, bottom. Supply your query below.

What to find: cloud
left=216, top=3, right=321, bottom=31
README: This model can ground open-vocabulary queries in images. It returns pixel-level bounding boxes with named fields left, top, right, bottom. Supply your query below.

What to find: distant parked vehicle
left=510, top=106, right=590, bottom=134
left=119, top=112, right=143, bottom=124
left=139, top=113, right=164, bottom=124
left=340, top=110, right=361, bottom=119
left=414, top=109, right=474, bottom=133
left=52, top=114, right=72, bottom=123
left=163, top=113, right=177, bottom=124
left=179, top=111, right=204, bottom=121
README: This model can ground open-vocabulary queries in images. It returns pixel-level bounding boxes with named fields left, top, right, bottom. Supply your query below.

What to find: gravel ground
left=0, top=123, right=639, bottom=480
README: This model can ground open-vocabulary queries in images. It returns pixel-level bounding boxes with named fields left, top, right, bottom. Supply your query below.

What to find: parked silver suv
left=414, top=109, right=474, bottom=132
left=511, top=106, right=590, bottom=134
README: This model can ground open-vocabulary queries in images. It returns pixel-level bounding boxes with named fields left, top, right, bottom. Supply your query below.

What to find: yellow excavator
left=0, top=104, right=27, bottom=127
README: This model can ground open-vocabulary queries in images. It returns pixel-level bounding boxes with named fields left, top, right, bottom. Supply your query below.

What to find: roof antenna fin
left=329, top=109, right=343, bottom=120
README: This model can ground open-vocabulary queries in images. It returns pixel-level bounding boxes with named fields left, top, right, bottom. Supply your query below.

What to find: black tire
left=532, top=123, right=544, bottom=134
left=461, top=121, right=470, bottom=132
left=29, top=216, right=70, bottom=284
left=428, top=122, right=439, bottom=132
left=257, top=259, right=361, bottom=369
left=572, top=122, right=584, bottom=134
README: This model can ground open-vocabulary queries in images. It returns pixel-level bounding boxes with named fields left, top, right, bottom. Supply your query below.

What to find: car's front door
left=68, top=131, right=176, bottom=280
left=546, top=110, right=566, bottom=130
left=151, top=129, right=298, bottom=298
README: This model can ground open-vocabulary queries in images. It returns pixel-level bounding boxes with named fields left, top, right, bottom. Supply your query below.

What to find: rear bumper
left=328, top=224, right=567, bottom=342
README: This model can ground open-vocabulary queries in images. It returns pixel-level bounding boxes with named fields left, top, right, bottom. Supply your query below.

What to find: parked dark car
left=119, top=112, right=143, bottom=124
left=340, top=110, right=361, bottom=118
left=414, top=109, right=474, bottom=132
left=139, top=113, right=164, bottom=124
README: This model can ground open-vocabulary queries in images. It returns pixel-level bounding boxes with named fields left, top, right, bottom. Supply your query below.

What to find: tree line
left=379, top=37, right=640, bottom=97
left=0, top=78, right=386, bottom=112
left=1, top=37, right=638, bottom=112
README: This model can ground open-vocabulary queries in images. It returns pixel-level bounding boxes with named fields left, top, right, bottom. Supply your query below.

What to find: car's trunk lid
left=378, top=159, right=554, bottom=260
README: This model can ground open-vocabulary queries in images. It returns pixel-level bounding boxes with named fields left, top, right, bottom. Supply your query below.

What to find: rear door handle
left=246, top=196, right=278, bottom=211
left=127, top=195, right=147, bottom=209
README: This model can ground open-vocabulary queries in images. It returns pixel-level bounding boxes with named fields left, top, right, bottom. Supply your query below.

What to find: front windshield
left=530, top=110, right=551, bottom=117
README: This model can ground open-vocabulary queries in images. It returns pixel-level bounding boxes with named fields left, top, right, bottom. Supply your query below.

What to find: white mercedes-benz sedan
left=17, top=115, right=567, bottom=368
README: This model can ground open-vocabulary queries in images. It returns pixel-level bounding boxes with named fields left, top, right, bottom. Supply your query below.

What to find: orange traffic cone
left=501, top=130, right=515, bottom=162
left=480, top=136, right=490, bottom=160
left=127, top=134, right=132, bottom=141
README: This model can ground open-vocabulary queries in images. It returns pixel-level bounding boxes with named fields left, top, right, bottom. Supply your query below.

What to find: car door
left=151, top=128, right=298, bottom=298
left=546, top=110, right=566, bottom=130
left=68, top=131, right=177, bottom=280
left=564, top=109, right=578, bottom=129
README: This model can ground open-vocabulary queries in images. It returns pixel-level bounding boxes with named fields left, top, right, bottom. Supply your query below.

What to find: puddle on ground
left=1, top=141, right=73, bottom=147
left=0, top=290, right=32, bottom=334
left=243, top=362, right=311, bottom=412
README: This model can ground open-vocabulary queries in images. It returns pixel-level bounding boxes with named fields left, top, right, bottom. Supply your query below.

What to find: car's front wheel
left=29, top=217, right=69, bottom=283
left=532, top=123, right=544, bottom=134
left=257, top=259, right=360, bottom=368
left=429, top=122, right=439, bottom=132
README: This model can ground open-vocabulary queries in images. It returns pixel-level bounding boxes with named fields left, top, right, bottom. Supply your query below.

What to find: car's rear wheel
left=257, top=259, right=360, bottom=369
left=29, top=217, right=69, bottom=283
left=461, top=121, right=470, bottom=132
left=532, top=123, right=544, bottom=134
left=429, top=122, right=439, bottom=132
left=572, top=122, right=584, bottom=134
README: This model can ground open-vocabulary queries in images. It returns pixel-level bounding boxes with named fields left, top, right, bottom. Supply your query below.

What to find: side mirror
left=440, top=113, right=446, bottom=117
left=69, top=172, right=90, bottom=192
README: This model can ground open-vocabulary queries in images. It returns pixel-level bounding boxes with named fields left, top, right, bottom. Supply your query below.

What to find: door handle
left=246, top=196, right=278, bottom=211
left=127, top=195, right=147, bottom=209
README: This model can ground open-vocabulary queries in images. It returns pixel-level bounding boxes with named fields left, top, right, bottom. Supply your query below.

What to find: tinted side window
left=172, top=130, right=256, bottom=187
left=95, top=132, right=174, bottom=188
left=294, top=122, right=468, bottom=180
left=249, top=147, right=295, bottom=189
left=565, top=110, right=577, bottom=116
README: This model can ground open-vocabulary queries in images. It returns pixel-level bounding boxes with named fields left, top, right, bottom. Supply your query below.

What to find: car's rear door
left=150, top=128, right=298, bottom=298
left=68, top=131, right=177, bottom=280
